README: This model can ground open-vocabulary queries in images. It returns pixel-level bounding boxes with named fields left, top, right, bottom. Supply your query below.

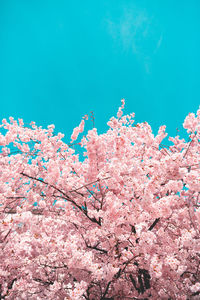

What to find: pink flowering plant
left=0, top=100, right=200, bottom=299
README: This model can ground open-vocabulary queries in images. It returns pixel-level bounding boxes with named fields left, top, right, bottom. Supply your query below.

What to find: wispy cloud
left=120, top=9, right=149, bottom=53
left=154, top=34, right=163, bottom=54
left=105, top=5, right=163, bottom=73
left=107, top=8, right=149, bottom=53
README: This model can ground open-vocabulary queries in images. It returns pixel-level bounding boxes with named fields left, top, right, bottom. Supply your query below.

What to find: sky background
left=0, top=0, right=200, bottom=148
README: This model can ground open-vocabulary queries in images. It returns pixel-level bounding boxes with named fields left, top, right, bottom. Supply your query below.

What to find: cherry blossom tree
left=0, top=100, right=200, bottom=299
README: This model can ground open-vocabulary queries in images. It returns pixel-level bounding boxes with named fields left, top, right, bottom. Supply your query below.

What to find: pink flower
left=71, top=119, right=85, bottom=142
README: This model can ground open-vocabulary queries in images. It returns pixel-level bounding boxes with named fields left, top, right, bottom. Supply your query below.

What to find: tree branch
left=148, top=218, right=160, bottom=231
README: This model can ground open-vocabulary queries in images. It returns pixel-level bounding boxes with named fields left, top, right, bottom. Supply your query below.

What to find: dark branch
left=148, top=218, right=160, bottom=231
left=33, top=278, right=54, bottom=286
left=191, top=290, right=200, bottom=296
left=85, top=240, right=107, bottom=254
left=8, top=278, right=17, bottom=290
left=129, top=274, right=140, bottom=293
left=101, top=281, right=111, bottom=299
left=21, top=172, right=101, bottom=226
left=130, top=225, right=136, bottom=234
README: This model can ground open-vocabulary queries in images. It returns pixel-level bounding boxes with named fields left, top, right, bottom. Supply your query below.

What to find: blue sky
left=0, top=0, right=199, bottom=146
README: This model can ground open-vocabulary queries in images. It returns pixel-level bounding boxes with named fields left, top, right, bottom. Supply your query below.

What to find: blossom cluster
left=0, top=100, right=199, bottom=299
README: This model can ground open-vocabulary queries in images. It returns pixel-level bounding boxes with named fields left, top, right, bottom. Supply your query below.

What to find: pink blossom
left=0, top=105, right=199, bottom=299
left=71, top=119, right=85, bottom=142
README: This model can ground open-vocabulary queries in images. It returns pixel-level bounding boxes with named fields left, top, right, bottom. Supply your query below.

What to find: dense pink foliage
left=0, top=100, right=200, bottom=299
